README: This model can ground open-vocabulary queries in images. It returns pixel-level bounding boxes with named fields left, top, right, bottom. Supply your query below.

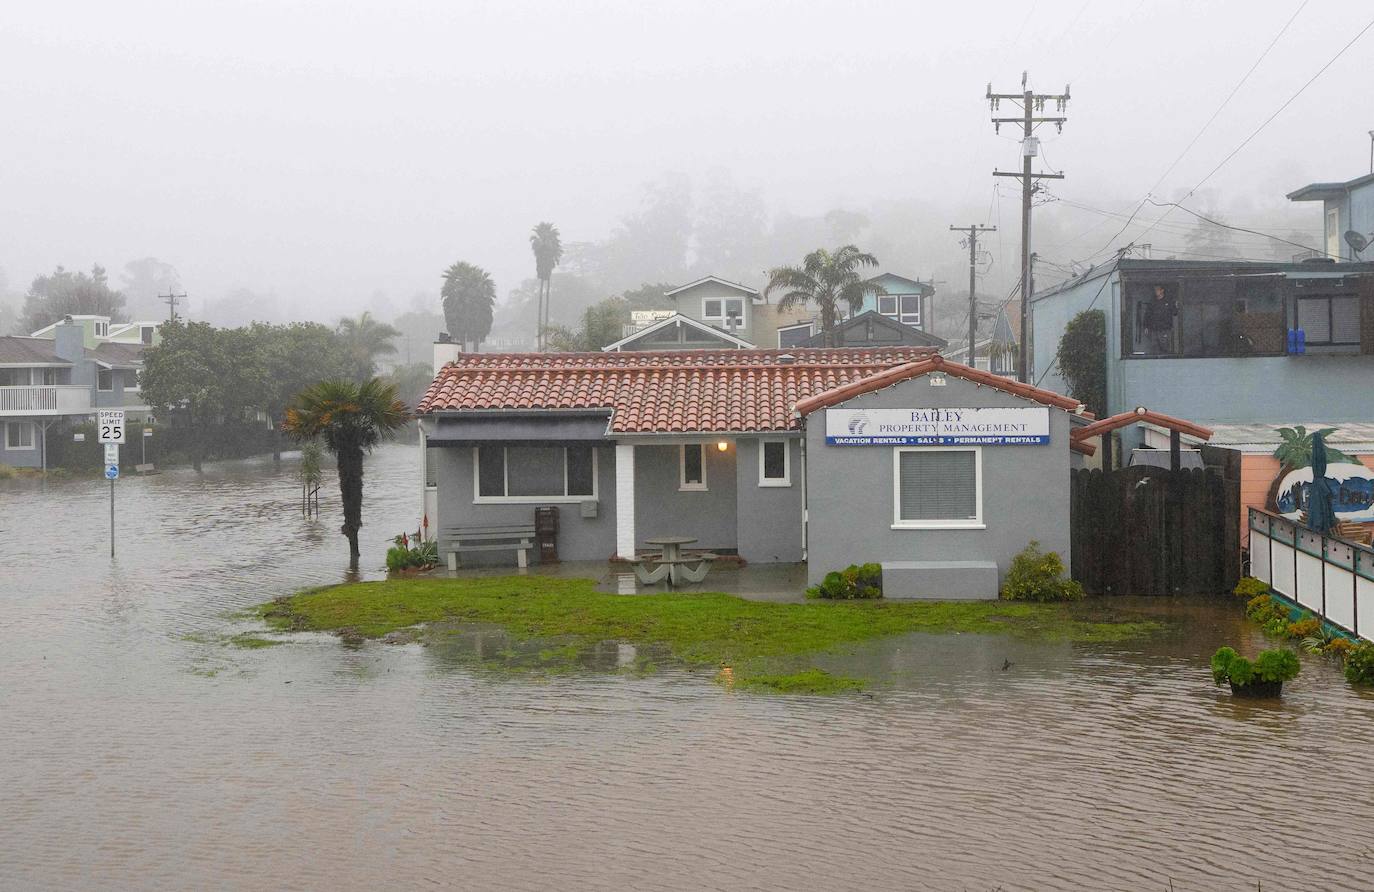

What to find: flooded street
left=3, top=442, right=1373, bottom=890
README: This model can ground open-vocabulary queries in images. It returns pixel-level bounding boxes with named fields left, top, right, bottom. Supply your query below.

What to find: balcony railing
left=0, top=385, right=93, bottom=415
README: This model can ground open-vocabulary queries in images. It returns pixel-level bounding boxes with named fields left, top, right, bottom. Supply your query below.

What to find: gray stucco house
left=1, top=316, right=155, bottom=469
left=418, top=347, right=1090, bottom=598
left=1288, top=171, right=1374, bottom=261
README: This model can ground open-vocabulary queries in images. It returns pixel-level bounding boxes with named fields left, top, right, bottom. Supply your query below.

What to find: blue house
left=1030, top=257, right=1374, bottom=450
left=858, top=273, right=935, bottom=333
left=1288, top=171, right=1374, bottom=261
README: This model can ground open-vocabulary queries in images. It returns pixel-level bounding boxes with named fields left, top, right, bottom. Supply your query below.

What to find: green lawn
left=260, top=576, right=1162, bottom=693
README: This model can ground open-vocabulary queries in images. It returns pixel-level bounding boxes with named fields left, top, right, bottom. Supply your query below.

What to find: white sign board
left=98, top=410, right=126, bottom=444
left=825, top=407, right=1050, bottom=446
left=104, top=444, right=120, bottom=465
left=631, top=310, right=675, bottom=324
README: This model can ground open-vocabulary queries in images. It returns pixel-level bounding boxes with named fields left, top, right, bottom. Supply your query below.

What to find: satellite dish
left=1345, top=230, right=1369, bottom=256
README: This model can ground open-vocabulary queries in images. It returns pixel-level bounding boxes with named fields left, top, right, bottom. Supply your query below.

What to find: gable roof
left=664, top=276, right=760, bottom=298
left=91, top=342, right=147, bottom=368
left=0, top=336, right=71, bottom=366
left=1071, top=408, right=1213, bottom=443
left=793, top=354, right=1088, bottom=417
left=418, top=347, right=939, bottom=433
left=865, top=273, right=932, bottom=293
left=797, top=311, right=946, bottom=349
left=1288, top=172, right=1374, bottom=202
left=601, top=313, right=755, bottom=352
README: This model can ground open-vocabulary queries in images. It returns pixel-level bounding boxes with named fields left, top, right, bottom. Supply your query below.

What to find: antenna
left=1345, top=230, right=1369, bottom=258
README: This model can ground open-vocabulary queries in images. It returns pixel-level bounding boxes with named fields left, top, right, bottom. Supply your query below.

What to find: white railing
left=0, top=385, right=92, bottom=414
left=1249, top=508, right=1374, bottom=642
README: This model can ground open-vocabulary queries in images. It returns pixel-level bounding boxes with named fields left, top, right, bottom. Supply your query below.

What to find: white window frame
left=776, top=322, right=813, bottom=348
left=5, top=421, right=36, bottom=451
left=891, top=446, right=984, bottom=530
left=472, top=445, right=599, bottom=504
left=679, top=443, right=707, bottom=491
left=702, top=297, right=746, bottom=327
left=95, top=321, right=108, bottom=337
left=758, top=439, right=791, bottom=487
left=97, top=368, right=114, bottom=392
left=878, top=295, right=898, bottom=317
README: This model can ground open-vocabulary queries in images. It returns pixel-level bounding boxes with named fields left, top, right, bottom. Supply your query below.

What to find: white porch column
left=615, top=442, right=636, bottom=559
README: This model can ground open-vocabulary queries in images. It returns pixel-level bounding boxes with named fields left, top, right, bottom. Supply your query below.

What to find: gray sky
left=2, top=0, right=1371, bottom=320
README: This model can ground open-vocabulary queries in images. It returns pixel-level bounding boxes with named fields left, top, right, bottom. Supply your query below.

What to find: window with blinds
left=894, top=448, right=980, bottom=526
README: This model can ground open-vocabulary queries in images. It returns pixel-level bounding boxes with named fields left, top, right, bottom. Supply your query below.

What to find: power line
left=1142, top=198, right=1327, bottom=257
left=950, top=224, right=998, bottom=361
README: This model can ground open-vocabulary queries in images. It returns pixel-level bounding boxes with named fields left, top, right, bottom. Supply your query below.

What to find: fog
left=2, top=0, right=1370, bottom=337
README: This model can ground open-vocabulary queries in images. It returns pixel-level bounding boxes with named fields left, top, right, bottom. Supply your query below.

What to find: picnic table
left=633, top=536, right=716, bottom=586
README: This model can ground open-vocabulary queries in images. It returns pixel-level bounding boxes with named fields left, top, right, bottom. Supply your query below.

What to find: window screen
left=682, top=444, right=704, bottom=485
left=507, top=446, right=565, bottom=496
left=762, top=441, right=787, bottom=480
left=567, top=445, right=595, bottom=496
left=899, top=294, right=921, bottom=323
left=878, top=295, right=897, bottom=316
left=778, top=326, right=811, bottom=348
left=477, top=445, right=505, bottom=497
left=897, top=450, right=977, bottom=522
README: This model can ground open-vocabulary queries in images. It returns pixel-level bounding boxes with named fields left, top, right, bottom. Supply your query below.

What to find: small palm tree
left=530, top=223, right=563, bottom=351
left=764, top=246, right=884, bottom=336
left=441, top=261, right=497, bottom=351
left=336, top=311, right=401, bottom=379
left=283, top=379, right=409, bottom=565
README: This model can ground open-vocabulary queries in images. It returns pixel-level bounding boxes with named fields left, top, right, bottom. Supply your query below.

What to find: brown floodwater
left=2, top=443, right=1373, bottom=891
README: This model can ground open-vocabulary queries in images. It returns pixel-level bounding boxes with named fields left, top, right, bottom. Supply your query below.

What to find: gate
left=1070, top=465, right=1240, bottom=595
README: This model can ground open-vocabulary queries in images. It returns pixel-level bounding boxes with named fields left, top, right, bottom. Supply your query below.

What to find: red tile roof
left=418, top=347, right=939, bottom=433
left=1071, top=408, right=1213, bottom=443
left=793, top=355, right=1089, bottom=416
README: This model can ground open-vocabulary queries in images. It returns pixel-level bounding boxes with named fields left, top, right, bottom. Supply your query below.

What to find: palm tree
left=1266, top=426, right=1355, bottom=510
left=283, top=379, right=409, bottom=565
left=441, top=262, right=497, bottom=352
left=336, top=311, right=401, bottom=380
left=764, top=246, right=884, bottom=338
left=530, top=222, right=563, bottom=350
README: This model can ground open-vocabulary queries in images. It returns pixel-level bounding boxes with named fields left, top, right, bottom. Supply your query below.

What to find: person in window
left=1142, top=285, right=1177, bottom=354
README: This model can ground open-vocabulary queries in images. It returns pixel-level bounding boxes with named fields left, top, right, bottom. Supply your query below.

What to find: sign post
left=99, top=410, right=125, bottom=558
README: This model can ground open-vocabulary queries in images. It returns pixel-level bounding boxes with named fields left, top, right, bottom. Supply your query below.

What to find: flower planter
left=1229, top=680, right=1283, bottom=699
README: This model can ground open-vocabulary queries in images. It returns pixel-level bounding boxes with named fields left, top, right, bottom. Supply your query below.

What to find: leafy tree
left=21, top=264, right=128, bottom=332
left=545, top=297, right=631, bottom=352
left=1055, top=309, right=1107, bottom=417
left=139, top=321, right=266, bottom=471
left=383, top=361, right=438, bottom=410
left=530, top=222, right=563, bottom=351
left=282, top=379, right=409, bottom=565
left=764, top=246, right=883, bottom=333
left=253, top=322, right=357, bottom=459
left=335, top=311, right=400, bottom=380
left=441, top=262, right=496, bottom=350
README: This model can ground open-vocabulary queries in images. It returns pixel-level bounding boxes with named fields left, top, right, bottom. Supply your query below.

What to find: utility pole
left=989, top=72, right=1069, bottom=382
left=160, top=291, right=187, bottom=324
left=949, top=224, right=997, bottom=367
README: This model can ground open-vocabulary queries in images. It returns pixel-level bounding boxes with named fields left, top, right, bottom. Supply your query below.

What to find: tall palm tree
left=764, top=246, right=884, bottom=338
left=441, top=262, right=497, bottom=351
left=336, top=311, right=401, bottom=380
left=283, top=379, right=409, bottom=565
left=530, top=222, right=563, bottom=351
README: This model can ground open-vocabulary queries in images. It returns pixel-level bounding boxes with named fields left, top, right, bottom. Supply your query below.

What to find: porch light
left=717, top=441, right=729, bottom=452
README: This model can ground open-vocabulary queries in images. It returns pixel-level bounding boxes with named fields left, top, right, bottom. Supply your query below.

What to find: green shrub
left=1344, top=642, right=1374, bottom=686
left=0, top=464, right=15, bottom=480
left=1286, top=616, right=1321, bottom=639
left=1000, top=541, right=1084, bottom=602
left=386, top=531, right=439, bottom=573
left=805, top=563, right=882, bottom=599
left=1234, top=576, right=1270, bottom=599
left=1212, top=646, right=1300, bottom=687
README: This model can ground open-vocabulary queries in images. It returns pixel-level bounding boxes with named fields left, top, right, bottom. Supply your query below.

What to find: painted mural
left=1267, top=425, right=1374, bottom=523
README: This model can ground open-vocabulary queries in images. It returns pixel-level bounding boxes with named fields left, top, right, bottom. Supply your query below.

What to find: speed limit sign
left=98, top=409, right=126, bottom=444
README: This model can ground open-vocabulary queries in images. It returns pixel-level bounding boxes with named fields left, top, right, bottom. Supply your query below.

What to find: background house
left=1288, top=171, right=1374, bottom=261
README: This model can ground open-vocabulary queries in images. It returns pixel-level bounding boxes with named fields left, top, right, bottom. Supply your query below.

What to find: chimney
left=52, top=317, right=86, bottom=363
left=433, top=332, right=461, bottom=376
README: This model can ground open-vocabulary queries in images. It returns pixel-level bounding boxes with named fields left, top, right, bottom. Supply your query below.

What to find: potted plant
left=1211, top=646, right=1300, bottom=698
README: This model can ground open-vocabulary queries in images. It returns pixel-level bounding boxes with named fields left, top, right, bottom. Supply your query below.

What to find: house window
left=758, top=439, right=790, bottom=486
left=878, top=294, right=922, bottom=327
left=892, top=447, right=982, bottom=529
left=5, top=421, right=36, bottom=451
left=1297, top=295, right=1361, bottom=346
left=95, top=321, right=108, bottom=337
left=0, top=369, right=32, bottom=386
left=141, top=326, right=155, bottom=345
left=97, top=369, right=114, bottom=391
left=40, top=368, right=61, bottom=385
left=702, top=297, right=745, bottom=330
left=473, top=445, right=597, bottom=502
left=679, top=443, right=707, bottom=490
left=1124, top=278, right=1286, bottom=358
left=777, top=323, right=812, bottom=348
left=126, top=370, right=140, bottom=392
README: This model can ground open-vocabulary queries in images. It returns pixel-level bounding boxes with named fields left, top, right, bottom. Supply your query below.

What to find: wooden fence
left=1071, top=466, right=1240, bottom=596
left=1249, top=508, right=1374, bottom=642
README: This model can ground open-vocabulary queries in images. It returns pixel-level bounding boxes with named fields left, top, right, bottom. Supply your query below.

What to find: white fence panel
left=1295, top=552, right=1324, bottom=613
left=1324, top=565, right=1357, bottom=631
left=1271, top=541, right=1295, bottom=599
left=1251, top=533, right=1271, bottom=583
left=1359, top=577, right=1374, bottom=640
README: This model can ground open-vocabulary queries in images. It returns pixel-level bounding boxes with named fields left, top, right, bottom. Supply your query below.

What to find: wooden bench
left=442, top=524, right=536, bottom=570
